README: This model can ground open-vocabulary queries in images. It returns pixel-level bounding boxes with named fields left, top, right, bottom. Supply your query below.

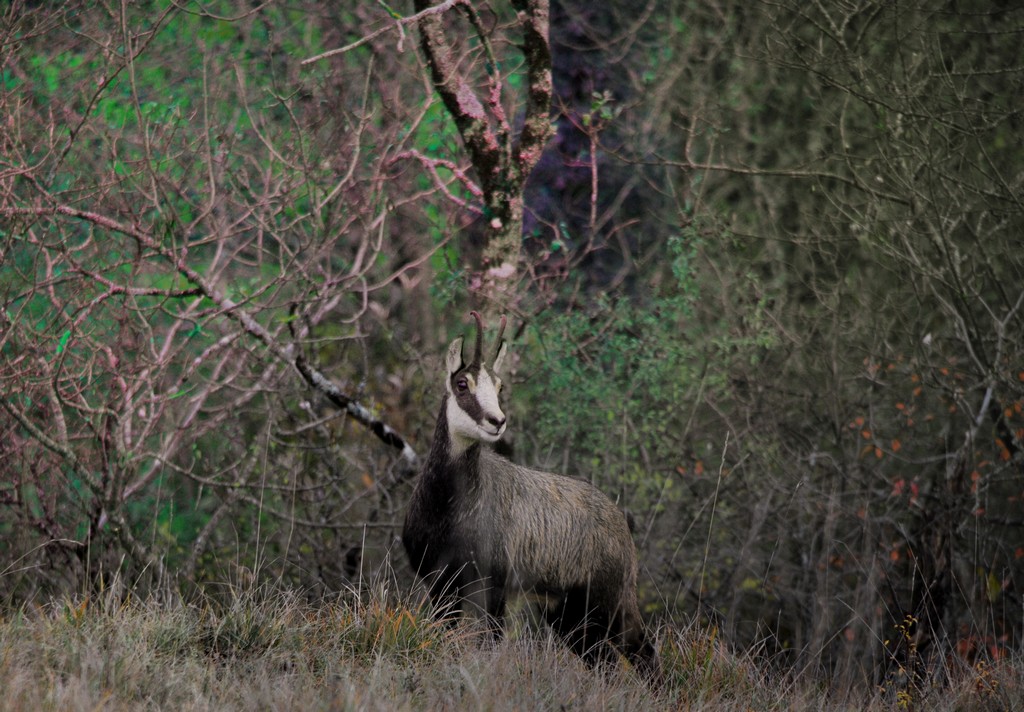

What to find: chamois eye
left=455, top=378, right=468, bottom=393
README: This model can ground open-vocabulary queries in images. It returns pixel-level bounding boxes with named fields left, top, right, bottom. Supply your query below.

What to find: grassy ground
left=0, top=582, right=1019, bottom=711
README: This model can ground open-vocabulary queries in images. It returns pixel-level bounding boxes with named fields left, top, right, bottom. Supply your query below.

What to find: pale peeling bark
left=413, top=0, right=553, bottom=303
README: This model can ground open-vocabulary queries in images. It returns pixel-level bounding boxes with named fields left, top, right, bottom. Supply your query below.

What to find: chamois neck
left=432, top=394, right=484, bottom=460
left=429, top=394, right=482, bottom=468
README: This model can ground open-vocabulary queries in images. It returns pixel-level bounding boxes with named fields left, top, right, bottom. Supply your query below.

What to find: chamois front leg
left=484, top=586, right=507, bottom=639
left=458, top=570, right=507, bottom=638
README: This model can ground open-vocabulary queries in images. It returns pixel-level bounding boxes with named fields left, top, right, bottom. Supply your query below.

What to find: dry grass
left=0, top=582, right=1020, bottom=711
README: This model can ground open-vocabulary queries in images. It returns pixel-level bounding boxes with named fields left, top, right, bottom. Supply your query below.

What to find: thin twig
left=301, top=0, right=465, bottom=65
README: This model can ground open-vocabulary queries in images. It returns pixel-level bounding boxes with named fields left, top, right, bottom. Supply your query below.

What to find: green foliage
left=518, top=229, right=775, bottom=508
left=414, top=100, right=459, bottom=158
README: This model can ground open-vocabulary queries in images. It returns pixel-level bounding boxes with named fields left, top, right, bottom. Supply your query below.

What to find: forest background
left=1, top=0, right=1022, bottom=707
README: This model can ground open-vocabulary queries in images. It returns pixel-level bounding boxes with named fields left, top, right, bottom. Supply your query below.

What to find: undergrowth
left=0, top=581, right=1019, bottom=711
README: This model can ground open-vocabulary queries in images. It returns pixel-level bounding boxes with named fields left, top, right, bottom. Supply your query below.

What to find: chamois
left=402, top=312, right=658, bottom=676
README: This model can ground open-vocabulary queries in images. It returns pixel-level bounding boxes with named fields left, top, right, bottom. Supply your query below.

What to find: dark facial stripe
left=451, top=365, right=491, bottom=425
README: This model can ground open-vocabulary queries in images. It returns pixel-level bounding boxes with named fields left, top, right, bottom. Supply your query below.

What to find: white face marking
left=446, top=364, right=506, bottom=454
left=443, top=335, right=508, bottom=454
left=473, top=369, right=505, bottom=435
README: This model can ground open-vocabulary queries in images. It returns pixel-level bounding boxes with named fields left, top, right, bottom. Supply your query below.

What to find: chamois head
left=444, top=311, right=508, bottom=448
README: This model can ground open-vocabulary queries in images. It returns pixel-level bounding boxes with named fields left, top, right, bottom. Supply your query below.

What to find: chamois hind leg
left=617, top=600, right=661, bottom=681
left=548, top=588, right=660, bottom=680
left=545, top=587, right=618, bottom=667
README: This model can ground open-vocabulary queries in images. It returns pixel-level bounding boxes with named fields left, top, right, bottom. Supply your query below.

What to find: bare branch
left=1, top=204, right=420, bottom=472
left=301, top=0, right=465, bottom=64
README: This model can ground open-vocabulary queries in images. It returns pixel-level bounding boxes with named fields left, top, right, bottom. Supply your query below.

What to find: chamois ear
left=492, top=340, right=508, bottom=373
left=446, top=337, right=464, bottom=376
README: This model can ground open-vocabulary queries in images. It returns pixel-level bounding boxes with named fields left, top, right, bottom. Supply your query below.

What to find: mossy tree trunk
left=413, top=0, right=553, bottom=310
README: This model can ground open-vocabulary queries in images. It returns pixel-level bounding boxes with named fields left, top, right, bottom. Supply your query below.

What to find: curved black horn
left=469, top=310, right=485, bottom=364
left=494, top=315, right=507, bottom=360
